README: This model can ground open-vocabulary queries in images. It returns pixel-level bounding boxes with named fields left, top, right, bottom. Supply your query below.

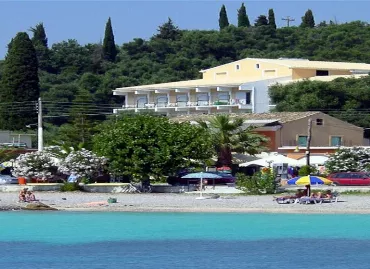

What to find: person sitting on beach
left=324, top=190, right=332, bottom=199
left=25, top=191, right=37, bottom=202
left=311, top=192, right=322, bottom=198
left=18, top=188, right=27, bottom=202
left=295, top=190, right=305, bottom=198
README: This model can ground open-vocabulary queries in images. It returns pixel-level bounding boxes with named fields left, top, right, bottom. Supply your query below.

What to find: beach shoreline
left=2, top=191, right=370, bottom=214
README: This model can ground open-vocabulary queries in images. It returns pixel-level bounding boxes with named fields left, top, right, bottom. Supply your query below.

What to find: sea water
left=0, top=212, right=370, bottom=269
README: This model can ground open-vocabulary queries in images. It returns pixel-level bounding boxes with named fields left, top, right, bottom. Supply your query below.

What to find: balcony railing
left=122, top=99, right=251, bottom=109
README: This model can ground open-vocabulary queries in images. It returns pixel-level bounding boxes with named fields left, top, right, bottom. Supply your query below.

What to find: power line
left=282, top=16, right=295, bottom=27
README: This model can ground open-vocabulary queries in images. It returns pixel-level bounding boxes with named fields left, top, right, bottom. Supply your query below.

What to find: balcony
left=113, top=99, right=253, bottom=113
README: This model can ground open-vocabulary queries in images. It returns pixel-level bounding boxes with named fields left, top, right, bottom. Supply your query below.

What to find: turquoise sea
left=1, top=212, right=370, bottom=269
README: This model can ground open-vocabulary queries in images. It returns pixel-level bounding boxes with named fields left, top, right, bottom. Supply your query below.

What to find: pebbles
left=0, top=192, right=369, bottom=213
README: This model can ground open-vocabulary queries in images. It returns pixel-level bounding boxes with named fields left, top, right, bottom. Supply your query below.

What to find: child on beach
left=25, top=191, right=37, bottom=202
left=18, top=188, right=27, bottom=202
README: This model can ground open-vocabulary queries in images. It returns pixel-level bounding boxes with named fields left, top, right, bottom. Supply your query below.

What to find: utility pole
left=282, top=16, right=295, bottom=27
left=38, top=97, right=43, bottom=151
left=306, top=118, right=312, bottom=167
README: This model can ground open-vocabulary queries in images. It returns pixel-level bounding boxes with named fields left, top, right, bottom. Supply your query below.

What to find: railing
left=121, top=99, right=252, bottom=109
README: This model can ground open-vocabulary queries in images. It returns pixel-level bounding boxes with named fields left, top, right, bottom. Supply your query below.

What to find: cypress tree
left=268, top=9, right=277, bottom=29
left=0, top=32, right=39, bottom=130
left=237, top=3, right=250, bottom=27
left=300, top=9, right=315, bottom=28
left=219, top=5, right=229, bottom=30
left=102, top=17, right=117, bottom=62
left=30, top=23, right=48, bottom=47
left=30, top=23, right=51, bottom=72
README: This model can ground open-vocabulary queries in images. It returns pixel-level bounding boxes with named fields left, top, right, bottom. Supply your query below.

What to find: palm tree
left=198, top=114, right=268, bottom=167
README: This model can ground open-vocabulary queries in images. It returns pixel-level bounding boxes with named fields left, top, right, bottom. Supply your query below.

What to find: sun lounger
left=273, top=196, right=298, bottom=204
left=298, top=196, right=323, bottom=204
left=299, top=192, right=340, bottom=204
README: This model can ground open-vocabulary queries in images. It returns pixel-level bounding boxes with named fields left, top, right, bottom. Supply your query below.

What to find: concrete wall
left=281, top=113, right=364, bottom=147
left=0, top=131, right=33, bottom=148
left=240, top=77, right=292, bottom=113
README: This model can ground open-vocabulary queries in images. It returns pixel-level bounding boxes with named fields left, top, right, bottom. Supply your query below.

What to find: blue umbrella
left=181, top=172, right=222, bottom=199
left=181, top=172, right=222, bottom=179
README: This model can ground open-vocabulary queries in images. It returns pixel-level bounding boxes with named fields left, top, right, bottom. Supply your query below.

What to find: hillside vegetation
left=0, top=7, right=369, bottom=146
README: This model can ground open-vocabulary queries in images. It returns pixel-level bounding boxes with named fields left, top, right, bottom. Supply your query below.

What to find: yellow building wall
left=329, top=70, right=352, bottom=75
left=201, top=59, right=292, bottom=81
left=292, top=69, right=316, bottom=80
left=292, top=68, right=352, bottom=79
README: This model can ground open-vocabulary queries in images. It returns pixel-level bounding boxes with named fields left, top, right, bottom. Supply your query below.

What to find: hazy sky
left=0, top=1, right=369, bottom=59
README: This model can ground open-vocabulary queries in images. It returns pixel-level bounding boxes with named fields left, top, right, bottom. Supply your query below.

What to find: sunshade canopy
left=287, top=175, right=333, bottom=185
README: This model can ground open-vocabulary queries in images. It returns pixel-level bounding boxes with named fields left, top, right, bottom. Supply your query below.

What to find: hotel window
left=136, top=96, right=148, bottom=108
left=216, top=72, right=227, bottom=77
left=245, top=92, right=251, bottom=105
left=197, top=93, right=209, bottom=106
left=256, top=64, right=260, bottom=69
left=156, top=96, right=168, bottom=107
left=330, top=136, right=342, bottom=146
left=236, top=64, right=240, bottom=70
left=316, top=70, right=329, bottom=76
left=218, top=93, right=230, bottom=103
left=297, top=135, right=308, bottom=146
left=176, top=94, right=188, bottom=107
left=316, top=118, right=323, bottom=126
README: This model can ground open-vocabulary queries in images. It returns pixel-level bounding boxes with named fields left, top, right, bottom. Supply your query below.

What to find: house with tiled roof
left=113, top=58, right=370, bottom=116
left=170, top=112, right=365, bottom=156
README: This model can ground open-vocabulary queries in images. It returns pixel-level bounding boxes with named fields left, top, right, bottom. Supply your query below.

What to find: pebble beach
left=2, top=191, right=370, bottom=214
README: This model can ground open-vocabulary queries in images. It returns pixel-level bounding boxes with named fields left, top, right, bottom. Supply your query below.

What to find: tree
left=102, top=17, right=117, bottom=62
left=30, top=22, right=48, bottom=47
left=255, top=15, right=268, bottom=26
left=237, top=3, right=250, bottom=27
left=268, top=9, right=277, bottom=29
left=30, top=23, right=51, bottom=72
left=57, top=88, right=96, bottom=149
left=301, top=9, right=315, bottom=28
left=93, top=114, right=214, bottom=181
left=12, top=151, right=57, bottom=180
left=268, top=76, right=370, bottom=128
left=0, top=32, right=39, bottom=130
left=325, top=147, right=370, bottom=173
left=219, top=5, right=230, bottom=30
left=197, top=115, right=268, bottom=167
left=155, top=18, right=181, bottom=40
left=58, top=148, right=107, bottom=180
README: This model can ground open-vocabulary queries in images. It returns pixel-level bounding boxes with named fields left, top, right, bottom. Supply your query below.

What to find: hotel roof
left=114, top=58, right=370, bottom=92
left=201, top=58, right=370, bottom=72
left=170, top=112, right=322, bottom=124
left=114, top=77, right=269, bottom=92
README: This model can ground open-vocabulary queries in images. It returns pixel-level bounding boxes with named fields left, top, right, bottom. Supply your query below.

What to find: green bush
left=60, top=182, right=80, bottom=192
left=298, top=165, right=317, bottom=176
left=236, top=171, right=277, bottom=195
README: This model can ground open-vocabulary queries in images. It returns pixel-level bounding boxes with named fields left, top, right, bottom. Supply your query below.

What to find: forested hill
left=0, top=15, right=369, bottom=147
left=1, top=20, right=369, bottom=109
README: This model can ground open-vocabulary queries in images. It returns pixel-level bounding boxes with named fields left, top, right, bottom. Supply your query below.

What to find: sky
left=0, top=0, right=369, bottom=59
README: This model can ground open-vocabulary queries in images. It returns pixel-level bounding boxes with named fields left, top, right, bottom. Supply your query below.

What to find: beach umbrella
left=181, top=172, right=222, bottom=199
left=287, top=175, right=333, bottom=185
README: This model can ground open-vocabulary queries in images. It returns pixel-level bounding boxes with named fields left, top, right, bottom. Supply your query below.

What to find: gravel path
left=2, top=191, right=370, bottom=214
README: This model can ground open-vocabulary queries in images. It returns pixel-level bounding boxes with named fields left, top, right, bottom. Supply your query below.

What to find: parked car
left=167, top=171, right=236, bottom=186
left=327, top=172, right=370, bottom=186
left=0, top=175, right=18, bottom=184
